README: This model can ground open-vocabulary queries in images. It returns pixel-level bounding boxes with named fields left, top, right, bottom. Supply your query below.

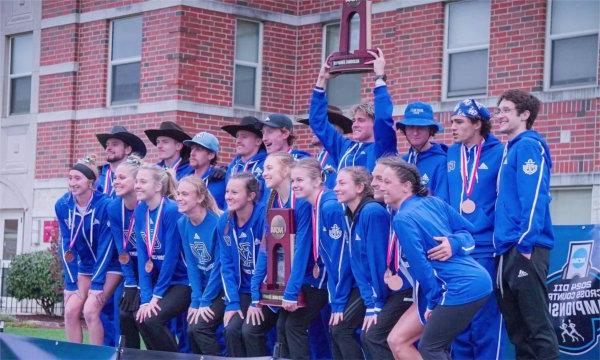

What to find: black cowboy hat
left=96, top=125, right=147, bottom=158
left=144, top=121, right=192, bottom=158
left=297, top=105, right=353, bottom=134
left=221, top=116, right=263, bottom=138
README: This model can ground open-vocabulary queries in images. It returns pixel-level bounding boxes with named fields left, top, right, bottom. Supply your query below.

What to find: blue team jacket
left=96, top=164, right=116, bottom=197
left=447, top=134, right=504, bottom=257
left=178, top=211, right=223, bottom=308
left=107, top=197, right=139, bottom=288
left=219, top=202, right=266, bottom=311
left=393, top=196, right=492, bottom=316
left=403, top=143, right=449, bottom=201
left=309, top=85, right=397, bottom=172
left=226, top=150, right=268, bottom=205
left=345, top=199, right=390, bottom=315
left=251, top=189, right=324, bottom=305
left=197, top=166, right=227, bottom=210
left=494, top=130, right=554, bottom=255
left=55, top=191, right=119, bottom=291
left=157, top=159, right=194, bottom=181
left=134, top=198, right=189, bottom=305
left=386, top=207, right=414, bottom=293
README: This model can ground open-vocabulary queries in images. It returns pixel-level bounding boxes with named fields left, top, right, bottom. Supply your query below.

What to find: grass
left=4, top=324, right=89, bottom=343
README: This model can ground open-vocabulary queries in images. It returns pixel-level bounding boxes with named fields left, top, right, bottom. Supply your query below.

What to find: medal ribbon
left=169, top=157, right=182, bottom=173
left=145, top=198, right=165, bottom=260
left=407, top=148, right=418, bottom=165
left=312, top=190, right=324, bottom=263
left=103, top=167, right=113, bottom=195
left=68, top=194, right=94, bottom=251
left=318, top=150, right=329, bottom=169
left=121, top=201, right=136, bottom=252
left=386, top=214, right=399, bottom=272
left=460, top=140, right=484, bottom=199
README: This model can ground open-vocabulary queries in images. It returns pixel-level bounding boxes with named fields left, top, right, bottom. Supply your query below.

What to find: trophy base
left=259, top=285, right=306, bottom=308
left=328, top=49, right=377, bottom=74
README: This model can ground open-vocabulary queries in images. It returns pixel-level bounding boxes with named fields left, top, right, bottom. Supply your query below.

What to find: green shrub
left=6, top=247, right=63, bottom=316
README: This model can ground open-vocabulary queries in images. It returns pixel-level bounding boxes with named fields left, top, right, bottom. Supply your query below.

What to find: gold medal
left=118, top=252, right=130, bottom=265
left=384, top=269, right=403, bottom=291
left=312, top=263, right=320, bottom=278
left=145, top=259, right=154, bottom=273
left=461, top=199, right=476, bottom=214
left=64, top=250, right=75, bottom=263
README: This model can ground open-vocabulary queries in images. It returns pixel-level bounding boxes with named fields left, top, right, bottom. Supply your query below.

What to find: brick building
left=0, top=0, right=598, bottom=287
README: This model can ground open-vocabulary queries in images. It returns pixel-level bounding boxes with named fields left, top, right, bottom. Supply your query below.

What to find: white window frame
left=233, top=18, right=263, bottom=110
left=7, top=33, right=33, bottom=115
left=543, top=0, right=600, bottom=91
left=107, top=16, right=142, bottom=107
left=442, top=0, right=490, bottom=101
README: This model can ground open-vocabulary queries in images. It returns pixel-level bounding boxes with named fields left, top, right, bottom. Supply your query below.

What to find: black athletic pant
left=362, top=288, right=413, bottom=360
left=119, top=309, right=140, bottom=348
left=188, top=293, right=225, bottom=355
left=276, top=285, right=329, bottom=360
left=495, top=246, right=559, bottom=360
left=418, top=295, right=489, bottom=360
left=241, top=302, right=279, bottom=357
left=137, top=285, right=191, bottom=352
left=224, top=293, right=251, bottom=357
left=330, top=287, right=366, bottom=360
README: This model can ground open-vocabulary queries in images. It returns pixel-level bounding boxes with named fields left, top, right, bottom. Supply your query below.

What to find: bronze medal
left=384, top=269, right=403, bottom=291
left=312, top=263, right=320, bottom=279
left=64, top=250, right=75, bottom=263
left=461, top=199, right=476, bottom=214
left=145, top=259, right=154, bottom=273
left=118, top=252, right=130, bottom=265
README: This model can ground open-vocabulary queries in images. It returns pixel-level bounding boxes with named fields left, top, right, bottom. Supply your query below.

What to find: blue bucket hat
left=451, top=98, right=491, bottom=122
left=396, top=102, right=443, bottom=133
left=183, top=132, right=220, bottom=153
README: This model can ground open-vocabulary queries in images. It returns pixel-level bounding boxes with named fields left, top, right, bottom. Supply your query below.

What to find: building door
left=0, top=212, right=23, bottom=303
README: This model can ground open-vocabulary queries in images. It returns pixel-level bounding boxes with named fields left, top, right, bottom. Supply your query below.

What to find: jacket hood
left=510, top=130, right=553, bottom=169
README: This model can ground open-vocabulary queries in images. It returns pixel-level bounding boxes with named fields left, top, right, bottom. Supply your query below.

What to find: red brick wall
left=42, top=0, right=78, bottom=19
left=75, top=20, right=109, bottom=109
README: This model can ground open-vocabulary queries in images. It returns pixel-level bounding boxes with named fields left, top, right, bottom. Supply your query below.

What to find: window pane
left=551, top=0, right=599, bottom=35
left=551, top=35, right=598, bottom=87
left=550, top=188, right=592, bottom=225
left=325, top=24, right=340, bottom=57
left=10, top=33, right=33, bottom=74
left=448, top=0, right=491, bottom=49
left=349, top=14, right=360, bottom=52
left=10, top=77, right=31, bottom=114
left=111, top=62, right=140, bottom=104
left=234, top=64, right=256, bottom=107
left=327, top=73, right=362, bottom=108
left=2, top=220, right=18, bottom=261
left=448, top=49, right=488, bottom=97
left=236, top=20, right=260, bottom=63
left=112, top=16, right=142, bottom=60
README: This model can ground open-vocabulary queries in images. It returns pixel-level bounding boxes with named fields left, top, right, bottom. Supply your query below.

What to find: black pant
left=188, top=293, right=225, bottom=355
left=418, top=296, right=489, bottom=360
left=119, top=309, right=140, bottom=349
left=495, top=246, right=559, bottom=360
left=277, top=286, right=329, bottom=360
left=241, top=303, right=279, bottom=357
left=224, top=293, right=251, bottom=357
left=330, top=288, right=366, bottom=360
left=137, top=285, right=191, bottom=352
left=362, top=288, right=413, bottom=360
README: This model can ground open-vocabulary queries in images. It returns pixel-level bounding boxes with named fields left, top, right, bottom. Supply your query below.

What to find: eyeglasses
left=493, top=107, right=516, bottom=116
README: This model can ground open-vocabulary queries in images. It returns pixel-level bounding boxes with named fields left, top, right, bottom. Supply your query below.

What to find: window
left=550, top=187, right=592, bottom=225
left=324, top=21, right=361, bottom=108
left=109, top=16, right=142, bottom=105
left=8, top=33, right=33, bottom=115
left=234, top=19, right=262, bottom=108
left=547, top=0, right=599, bottom=89
left=444, top=0, right=491, bottom=98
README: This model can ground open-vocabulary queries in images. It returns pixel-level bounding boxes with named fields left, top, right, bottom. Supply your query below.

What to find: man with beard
left=183, top=132, right=226, bottom=209
left=144, top=121, right=194, bottom=181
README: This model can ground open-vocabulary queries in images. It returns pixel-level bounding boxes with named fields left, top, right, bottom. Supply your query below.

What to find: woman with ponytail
left=133, top=163, right=190, bottom=352
left=176, top=176, right=224, bottom=355
left=380, top=157, right=492, bottom=360
left=218, top=172, right=266, bottom=357
left=107, top=154, right=143, bottom=348
left=54, top=155, right=122, bottom=345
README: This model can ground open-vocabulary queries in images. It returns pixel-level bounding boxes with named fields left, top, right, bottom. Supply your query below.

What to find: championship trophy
left=327, top=0, right=376, bottom=74
left=259, top=208, right=306, bottom=307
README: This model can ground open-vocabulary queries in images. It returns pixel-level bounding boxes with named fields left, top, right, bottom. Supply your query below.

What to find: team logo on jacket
left=447, top=161, right=456, bottom=172
left=479, top=162, right=488, bottom=170
left=546, top=240, right=600, bottom=356
left=523, top=159, right=538, bottom=175
left=238, top=242, right=253, bottom=268
left=141, top=231, right=162, bottom=250
left=223, top=235, right=232, bottom=246
left=421, top=174, right=430, bottom=185
left=329, top=224, right=342, bottom=240
left=191, top=242, right=211, bottom=266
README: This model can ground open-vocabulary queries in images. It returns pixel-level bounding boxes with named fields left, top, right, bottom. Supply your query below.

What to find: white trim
left=517, top=149, right=545, bottom=246
left=39, top=62, right=79, bottom=75
left=233, top=19, right=263, bottom=110
left=107, top=16, right=142, bottom=107
left=543, top=0, right=600, bottom=91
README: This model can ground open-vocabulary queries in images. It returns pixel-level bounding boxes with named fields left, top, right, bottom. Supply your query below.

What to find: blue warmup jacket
left=55, top=191, right=119, bottom=291
left=393, top=196, right=492, bottom=316
left=197, top=166, right=227, bottom=210
left=345, top=199, right=390, bottom=315
left=317, top=149, right=339, bottom=190
left=157, top=158, right=194, bottom=181
left=309, top=85, right=397, bottom=172
left=251, top=190, right=324, bottom=305
left=289, top=148, right=311, bottom=160
left=226, top=150, right=268, bottom=205
left=218, top=202, right=266, bottom=311
left=107, top=197, right=139, bottom=288
left=134, top=198, right=189, bottom=305
left=494, top=130, right=554, bottom=255
left=386, top=208, right=414, bottom=293
left=403, top=143, right=449, bottom=201
left=447, top=135, right=504, bottom=258
left=178, top=211, right=223, bottom=309
left=96, top=164, right=116, bottom=197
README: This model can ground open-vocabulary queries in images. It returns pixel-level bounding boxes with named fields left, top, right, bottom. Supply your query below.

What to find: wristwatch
left=374, top=74, right=387, bottom=82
